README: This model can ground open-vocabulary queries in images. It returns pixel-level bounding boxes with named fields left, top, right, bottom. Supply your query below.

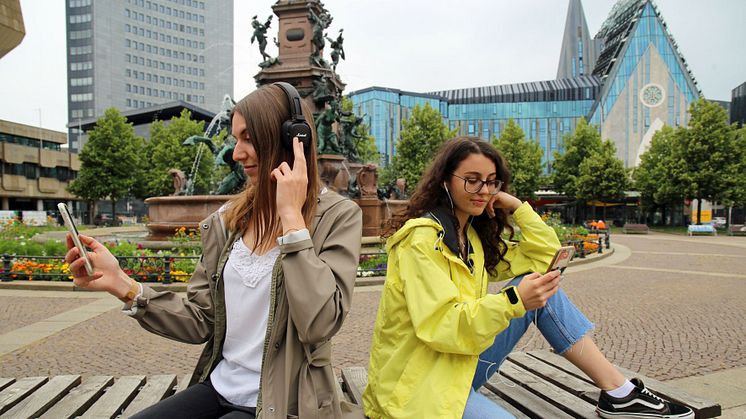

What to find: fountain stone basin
left=145, top=195, right=231, bottom=240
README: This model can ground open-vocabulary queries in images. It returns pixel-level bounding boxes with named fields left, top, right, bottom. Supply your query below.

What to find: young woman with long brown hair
left=363, top=136, right=693, bottom=419
left=65, top=83, right=363, bottom=418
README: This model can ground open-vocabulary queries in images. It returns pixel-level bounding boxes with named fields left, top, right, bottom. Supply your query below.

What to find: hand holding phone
left=58, top=203, right=94, bottom=276
left=545, top=246, right=575, bottom=276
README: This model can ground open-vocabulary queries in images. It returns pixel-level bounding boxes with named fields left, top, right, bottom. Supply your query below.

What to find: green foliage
left=669, top=98, right=745, bottom=222
left=143, top=109, right=212, bottom=197
left=551, top=118, right=603, bottom=198
left=632, top=125, right=683, bottom=209
left=68, top=108, right=146, bottom=204
left=576, top=140, right=629, bottom=203
left=492, top=119, right=543, bottom=199
left=0, top=239, right=67, bottom=256
left=391, top=103, right=458, bottom=193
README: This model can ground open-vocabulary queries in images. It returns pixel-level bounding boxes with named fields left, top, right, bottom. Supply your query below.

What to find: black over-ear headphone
left=273, top=82, right=312, bottom=151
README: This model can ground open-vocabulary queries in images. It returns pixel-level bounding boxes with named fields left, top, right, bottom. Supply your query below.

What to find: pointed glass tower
left=587, top=0, right=700, bottom=166
left=557, top=0, right=599, bottom=79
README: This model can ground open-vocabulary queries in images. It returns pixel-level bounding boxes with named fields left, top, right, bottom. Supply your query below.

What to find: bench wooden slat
left=39, top=376, right=114, bottom=419
left=174, top=374, right=192, bottom=393
left=477, top=388, right=531, bottom=419
left=0, top=375, right=80, bottom=419
left=508, top=352, right=600, bottom=403
left=0, top=377, right=48, bottom=415
left=340, top=367, right=367, bottom=406
left=499, top=360, right=598, bottom=418
left=80, top=375, right=144, bottom=419
left=0, top=380, right=13, bottom=393
left=485, top=370, right=575, bottom=419
left=528, top=350, right=721, bottom=418
left=121, top=375, right=176, bottom=417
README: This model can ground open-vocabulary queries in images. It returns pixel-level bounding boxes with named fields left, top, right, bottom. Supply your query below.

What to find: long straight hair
left=384, top=136, right=514, bottom=274
left=223, top=84, right=320, bottom=252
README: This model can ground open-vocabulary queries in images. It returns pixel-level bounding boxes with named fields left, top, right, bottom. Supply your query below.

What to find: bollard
left=598, top=237, right=603, bottom=254
left=1, top=254, right=11, bottom=282
left=578, top=241, right=586, bottom=258
left=163, top=257, right=172, bottom=284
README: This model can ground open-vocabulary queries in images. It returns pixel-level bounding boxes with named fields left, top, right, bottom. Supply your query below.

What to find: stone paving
left=1, top=233, right=744, bottom=388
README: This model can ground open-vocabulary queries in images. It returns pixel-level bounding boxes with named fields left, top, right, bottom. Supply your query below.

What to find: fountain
left=143, top=96, right=239, bottom=240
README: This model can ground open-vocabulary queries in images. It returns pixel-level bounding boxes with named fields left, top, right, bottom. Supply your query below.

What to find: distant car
left=712, top=217, right=727, bottom=228
left=93, top=213, right=116, bottom=226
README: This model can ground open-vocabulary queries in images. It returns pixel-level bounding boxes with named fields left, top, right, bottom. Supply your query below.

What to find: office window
left=70, top=77, right=93, bottom=86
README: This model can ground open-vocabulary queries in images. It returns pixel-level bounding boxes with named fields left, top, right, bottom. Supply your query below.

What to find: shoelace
left=641, top=387, right=666, bottom=405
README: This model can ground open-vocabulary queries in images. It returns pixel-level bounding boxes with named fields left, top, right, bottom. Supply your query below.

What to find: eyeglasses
left=451, top=174, right=503, bottom=195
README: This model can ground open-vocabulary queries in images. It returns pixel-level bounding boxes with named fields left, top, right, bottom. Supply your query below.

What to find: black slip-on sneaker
left=596, top=378, right=695, bottom=419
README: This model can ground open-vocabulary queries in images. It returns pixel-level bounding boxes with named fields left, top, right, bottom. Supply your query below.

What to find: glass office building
left=349, top=0, right=700, bottom=170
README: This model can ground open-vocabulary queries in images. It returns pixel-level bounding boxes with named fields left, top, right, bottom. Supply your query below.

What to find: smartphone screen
left=545, top=246, right=575, bottom=275
left=57, top=203, right=94, bottom=276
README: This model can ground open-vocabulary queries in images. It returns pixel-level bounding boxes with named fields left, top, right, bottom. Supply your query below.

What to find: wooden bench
left=622, top=223, right=649, bottom=234
left=0, top=373, right=191, bottom=418
left=688, top=224, right=717, bottom=236
left=339, top=350, right=722, bottom=419
left=727, top=224, right=746, bottom=236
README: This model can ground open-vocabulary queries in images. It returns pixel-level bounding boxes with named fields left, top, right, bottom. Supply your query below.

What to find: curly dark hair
left=383, top=136, right=515, bottom=275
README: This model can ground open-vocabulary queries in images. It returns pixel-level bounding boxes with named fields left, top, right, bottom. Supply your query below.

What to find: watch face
left=640, top=83, right=665, bottom=108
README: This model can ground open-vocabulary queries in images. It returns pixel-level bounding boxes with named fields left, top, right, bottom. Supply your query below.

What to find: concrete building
left=349, top=0, right=701, bottom=170
left=66, top=0, right=233, bottom=151
left=0, top=119, right=80, bottom=213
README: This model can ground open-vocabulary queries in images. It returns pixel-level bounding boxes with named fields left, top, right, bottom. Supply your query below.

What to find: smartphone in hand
left=57, top=203, right=94, bottom=276
left=545, top=246, right=575, bottom=276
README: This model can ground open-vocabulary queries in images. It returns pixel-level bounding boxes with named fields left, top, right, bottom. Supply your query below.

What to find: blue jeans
left=462, top=274, right=594, bottom=419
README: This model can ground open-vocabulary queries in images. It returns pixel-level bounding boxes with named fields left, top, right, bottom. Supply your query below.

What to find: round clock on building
left=639, top=83, right=665, bottom=108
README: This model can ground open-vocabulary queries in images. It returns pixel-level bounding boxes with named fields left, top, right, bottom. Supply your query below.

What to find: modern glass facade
left=349, top=78, right=598, bottom=171
left=349, top=88, right=447, bottom=165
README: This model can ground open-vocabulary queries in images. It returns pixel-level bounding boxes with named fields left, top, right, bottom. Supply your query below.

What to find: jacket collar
left=424, top=206, right=474, bottom=259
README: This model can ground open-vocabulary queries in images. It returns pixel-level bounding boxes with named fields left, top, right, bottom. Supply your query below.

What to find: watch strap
left=119, top=281, right=141, bottom=303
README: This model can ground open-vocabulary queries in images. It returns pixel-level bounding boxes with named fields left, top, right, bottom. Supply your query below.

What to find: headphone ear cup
left=281, top=121, right=313, bottom=151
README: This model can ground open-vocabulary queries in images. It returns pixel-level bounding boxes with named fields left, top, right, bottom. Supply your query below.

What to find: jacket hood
left=387, top=206, right=474, bottom=261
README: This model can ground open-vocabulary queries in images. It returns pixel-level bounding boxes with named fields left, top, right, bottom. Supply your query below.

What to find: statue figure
left=311, top=77, right=334, bottom=105
left=315, top=100, right=341, bottom=154
left=357, top=164, right=379, bottom=198
left=181, top=94, right=246, bottom=195
left=168, top=169, right=187, bottom=195
left=326, top=29, right=345, bottom=70
left=394, top=178, right=408, bottom=199
left=251, top=15, right=273, bottom=63
left=338, top=113, right=364, bottom=163
left=308, top=5, right=332, bottom=67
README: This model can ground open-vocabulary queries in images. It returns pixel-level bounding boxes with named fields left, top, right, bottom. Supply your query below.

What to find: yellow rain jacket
left=363, top=202, right=560, bottom=418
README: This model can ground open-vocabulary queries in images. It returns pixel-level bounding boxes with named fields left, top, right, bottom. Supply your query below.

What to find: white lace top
left=210, top=238, right=280, bottom=407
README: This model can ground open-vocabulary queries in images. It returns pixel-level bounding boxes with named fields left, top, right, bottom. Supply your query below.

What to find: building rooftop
left=428, top=75, right=601, bottom=105
left=71, top=101, right=216, bottom=132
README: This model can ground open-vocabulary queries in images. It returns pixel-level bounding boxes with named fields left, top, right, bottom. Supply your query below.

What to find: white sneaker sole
left=596, top=407, right=695, bottom=419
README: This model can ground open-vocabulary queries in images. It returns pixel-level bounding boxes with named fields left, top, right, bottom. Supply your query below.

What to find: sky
left=0, top=0, right=744, bottom=134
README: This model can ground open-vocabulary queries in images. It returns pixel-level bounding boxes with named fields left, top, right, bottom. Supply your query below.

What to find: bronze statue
left=308, top=5, right=332, bottom=67
left=315, top=101, right=341, bottom=154
left=338, top=113, right=364, bottom=163
left=251, top=15, right=273, bottom=63
left=311, top=77, right=334, bottom=105
left=326, top=29, right=345, bottom=70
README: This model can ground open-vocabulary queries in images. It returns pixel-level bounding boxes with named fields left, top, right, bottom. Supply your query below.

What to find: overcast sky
left=1, top=0, right=743, bottom=133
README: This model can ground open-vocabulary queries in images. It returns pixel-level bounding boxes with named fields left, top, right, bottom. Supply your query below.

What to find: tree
left=390, top=103, right=457, bottom=193
left=576, top=140, right=629, bottom=219
left=492, top=119, right=543, bottom=199
left=68, top=108, right=145, bottom=223
left=142, top=109, right=213, bottom=197
left=551, top=118, right=603, bottom=198
left=632, top=125, right=683, bottom=223
left=671, top=98, right=741, bottom=224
